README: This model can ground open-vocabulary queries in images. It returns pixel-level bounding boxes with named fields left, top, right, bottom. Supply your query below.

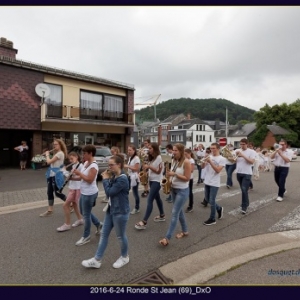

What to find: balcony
left=41, top=103, right=134, bottom=125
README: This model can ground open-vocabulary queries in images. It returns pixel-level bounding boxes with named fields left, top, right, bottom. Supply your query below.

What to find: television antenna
left=134, top=94, right=161, bottom=121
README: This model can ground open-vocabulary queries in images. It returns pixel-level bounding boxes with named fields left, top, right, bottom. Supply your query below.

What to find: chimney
left=187, top=113, right=191, bottom=120
left=0, top=37, right=18, bottom=59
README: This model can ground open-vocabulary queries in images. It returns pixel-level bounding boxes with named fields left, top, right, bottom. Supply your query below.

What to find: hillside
left=134, top=98, right=256, bottom=125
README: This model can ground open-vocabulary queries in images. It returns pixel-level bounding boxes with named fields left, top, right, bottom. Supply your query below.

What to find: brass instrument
left=161, top=161, right=171, bottom=195
left=273, top=143, right=282, bottom=152
left=198, top=155, right=211, bottom=165
left=138, top=147, right=149, bottom=185
left=139, top=169, right=149, bottom=186
left=101, top=169, right=113, bottom=179
left=221, top=145, right=237, bottom=163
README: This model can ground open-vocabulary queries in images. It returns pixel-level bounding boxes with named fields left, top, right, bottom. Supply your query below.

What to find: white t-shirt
left=127, top=155, right=140, bottom=176
left=196, top=149, right=205, bottom=159
left=189, top=158, right=195, bottom=180
left=68, top=163, right=84, bottom=190
left=273, top=149, right=292, bottom=167
left=80, top=161, right=99, bottom=195
left=149, top=155, right=163, bottom=182
left=50, top=151, right=64, bottom=177
left=204, top=155, right=226, bottom=187
left=235, top=148, right=256, bottom=175
left=171, top=161, right=189, bottom=189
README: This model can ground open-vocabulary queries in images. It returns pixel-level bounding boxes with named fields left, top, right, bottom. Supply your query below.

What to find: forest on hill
left=134, top=98, right=256, bottom=125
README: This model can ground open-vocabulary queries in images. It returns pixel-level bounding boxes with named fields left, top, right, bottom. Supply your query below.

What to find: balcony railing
left=41, top=103, right=134, bottom=124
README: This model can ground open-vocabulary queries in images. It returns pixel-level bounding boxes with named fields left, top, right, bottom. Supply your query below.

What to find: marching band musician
left=224, top=144, right=236, bottom=189
left=202, top=143, right=226, bottom=226
left=140, top=139, right=150, bottom=198
left=235, top=139, right=256, bottom=214
left=165, top=144, right=174, bottom=203
left=184, top=148, right=195, bottom=213
left=40, top=139, right=67, bottom=217
left=125, top=144, right=141, bottom=214
left=269, top=139, right=292, bottom=202
left=135, top=143, right=165, bottom=230
left=159, top=143, right=191, bottom=246
left=196, top=144, right=205, bottom=185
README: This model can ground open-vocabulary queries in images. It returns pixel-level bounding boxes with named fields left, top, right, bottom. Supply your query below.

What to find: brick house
left=0, top=37, right=135, bottom=168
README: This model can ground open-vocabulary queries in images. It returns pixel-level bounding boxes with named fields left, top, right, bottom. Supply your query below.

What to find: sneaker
left=284, top=190, right=287, bottom=196
left=130, top=208, right=140, bottom=215
left=95, top=223, right=103, bottom=235
left=75, top=236, right=91, bottom=246
left=39, top=211, right=53, bottom=217
left=154, top=216, right=166, bottom=222
left=135, top=221, right=147, bottom=230
left=201, top=200, right=208, bottom=207
left=217, top=207, right=224, bottom=219
left=81, top=257, right=101, bottom=269
left=101, top=197, right=108, bottom=203
left=69, top=207, right=74, bottom=213
left=226, top=185, right=231, bottom=189
left=203, top=218, right=216, bottom=226
left=113, top=256, right=129, bottom=269
left=276, top=196, right=283, bottom=202
left=196, top=182, right=201, bottom=186
left=57, top=223, right=71, bottom=232
left=185, top=207, right=193, bottom=213
left=72, top=219, right=84, bottom=228
left=241, top=209, right=247, bottom=214
left=141, top=191, right=149, bottom=197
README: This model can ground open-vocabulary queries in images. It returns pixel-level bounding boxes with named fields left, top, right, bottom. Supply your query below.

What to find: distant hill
left=134, top=98, right=256, bottom=125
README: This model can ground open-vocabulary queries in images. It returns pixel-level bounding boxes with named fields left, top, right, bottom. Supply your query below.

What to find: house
left=0, top=37, right=135, bottom=168
left=262, top=123, right=291, bottom=148
left=227, top=123, right=256, bottom=148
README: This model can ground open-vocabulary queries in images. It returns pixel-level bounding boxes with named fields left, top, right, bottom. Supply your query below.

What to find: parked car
left=94, top=146, right=112, bottom=175
left=291, top=148, right=297, bottom=161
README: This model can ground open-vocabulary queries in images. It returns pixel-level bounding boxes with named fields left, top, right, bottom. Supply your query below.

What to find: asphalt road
left=0, top=162, right=300, bottom=284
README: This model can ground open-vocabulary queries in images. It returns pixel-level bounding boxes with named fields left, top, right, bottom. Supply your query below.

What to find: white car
left=291, top=148, right=297, bottom=161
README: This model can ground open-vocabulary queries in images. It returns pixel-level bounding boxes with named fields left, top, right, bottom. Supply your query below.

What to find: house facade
left=0, top=37, right=135, bottom=168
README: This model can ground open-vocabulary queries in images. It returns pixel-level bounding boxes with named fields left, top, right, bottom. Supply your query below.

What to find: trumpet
left=198, top=155, right=211, bottom=165
left=233, top=148, right=243, bottom=161
left=101, top=169, right=113, bottom=179
left=273, top=143, right=282, bottom=152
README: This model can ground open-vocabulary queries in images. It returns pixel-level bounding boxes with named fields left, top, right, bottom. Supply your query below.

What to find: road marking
left=228, top=193, right=277, bottom=216
left=269, top=205, right=300, bottom=233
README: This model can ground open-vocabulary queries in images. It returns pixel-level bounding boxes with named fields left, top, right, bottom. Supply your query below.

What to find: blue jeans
left=79, top=192, right=101, bottom=238
left=225, top=164, right=236, bottom=187
left=128, top=177, right=140, bottom=210
left=47, top=176, right=66, bottom=206
left=165, top=187, right=189, bottom=240
left=143, top=181, right=164, bottom=222
left=236, top=173, right=251, bottom=210
left=274, top=166, right=289, bottom=197
left=196, top=164, right=202, bottom=183
left=95, top=210, right=129, bottom=260
left=205, top=185, right=220, bottom=220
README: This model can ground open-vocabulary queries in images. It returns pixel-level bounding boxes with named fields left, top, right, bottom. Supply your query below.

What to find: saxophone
left=138, top=148, right=149, bottom=186
left=161, top=162, right=171, bottom=195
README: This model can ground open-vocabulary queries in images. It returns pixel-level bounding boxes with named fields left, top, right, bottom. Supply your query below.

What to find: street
left=0, top=161, right=300, bottom=284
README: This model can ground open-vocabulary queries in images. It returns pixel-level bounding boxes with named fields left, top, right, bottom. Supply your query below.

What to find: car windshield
left=95, top=148, right=111, bottom=157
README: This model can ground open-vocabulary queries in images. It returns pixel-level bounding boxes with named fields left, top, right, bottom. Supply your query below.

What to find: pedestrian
left=248, top=142, right=255, bottom=190
left=57, top=152, right=84, bottom=232
left=235, top=139, right=256, bottom=214
left=73, top=144, right=103, bottom=246
left=269, top=139, right=292, bottom=202
left=201, top=147, right=211, bottom=207
left=40, top=139, right=67, bottom=217
left=202, top=143, right=226, bottom=225
left=159, top=143, right=191, bottom=246
left=135, top=142, right=165, bottom=230
left=14, top=141, right=29, bottom=170
left=125, top=144, right=141, bottom=214
left=184, top=148, right=195, bottom=213
left=196, top=144, right=205, bottom=185
left=81, top=154, right=130, bottom=269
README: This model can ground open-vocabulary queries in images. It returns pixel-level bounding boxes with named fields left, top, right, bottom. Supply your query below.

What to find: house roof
left=160, top=113, right=186, bottom=124
left=231, top=122, right=257, bottom=137
left=267, top=124, right=290, bottom=135
left=0, top=55, right=134, bottom=91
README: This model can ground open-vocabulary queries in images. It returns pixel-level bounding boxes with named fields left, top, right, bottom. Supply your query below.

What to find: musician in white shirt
left=235, top=139, right=256, bottom=214
left=270, top=139, right=292, bottom=202
left=196, top=144, right=205, bottom=185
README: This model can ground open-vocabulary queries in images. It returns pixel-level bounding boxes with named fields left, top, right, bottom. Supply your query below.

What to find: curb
left=159, top=230, right=300, bottom=284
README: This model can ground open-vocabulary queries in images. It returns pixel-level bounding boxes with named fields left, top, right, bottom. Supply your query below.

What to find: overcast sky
left=1, top=6, right=300, bottom=112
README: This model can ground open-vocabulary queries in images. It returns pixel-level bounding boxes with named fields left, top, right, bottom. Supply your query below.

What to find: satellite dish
left=35, top=83, right=51, bottom=98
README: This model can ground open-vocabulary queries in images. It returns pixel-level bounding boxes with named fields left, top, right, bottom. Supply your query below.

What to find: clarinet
left=57, top=162, right=80, bottom=193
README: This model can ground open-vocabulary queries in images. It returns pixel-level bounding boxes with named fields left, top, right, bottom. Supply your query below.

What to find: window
left=210, top=135, right=212, bottom=142
left=80, top=91, right=102, bottom=119
left=104, top=95, right=123, bottom=119
left=44, top=83, right=62, bottom=118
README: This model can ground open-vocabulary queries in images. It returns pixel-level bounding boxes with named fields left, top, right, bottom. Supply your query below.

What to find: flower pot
left=32, top=162, right=43, bottom=170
